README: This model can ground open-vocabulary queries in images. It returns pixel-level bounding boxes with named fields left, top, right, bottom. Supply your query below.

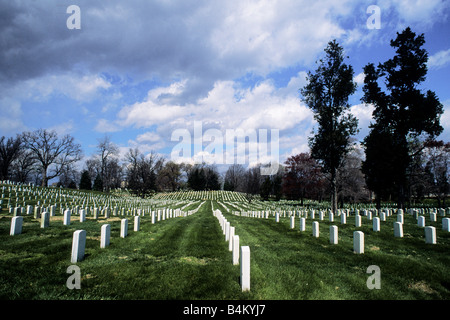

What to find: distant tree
left=243, top=166, right=261, bottom=203
left=223, top=164, right=246, bottom=192
left=283, top=152, right=324, bottom=204
left=0, top=135, right=22, bottom=180
left=21, top=129, right=83, bottom=187
left=157, top=161, right=181, bottom=191
left=79, top=170, right=92, bottom=190
left=260, top=176, right=272, bottom=201
left=96, top=135, right=119, bottom=192
left=362, top=27, right=444, bottom=209
left=301, top=40, right=358, bottom=215
left=422, top=140, right=449, bottom=207
left=125, top=148, right=162, bottom=198
left=93, top=173, right=103, bottom=192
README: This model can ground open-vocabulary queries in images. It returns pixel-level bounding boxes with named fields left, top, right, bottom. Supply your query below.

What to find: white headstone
left=120, top=219, right=128, bottom=238
left=425, top=226, right=436, bottom=244
left=299, top=217, right=306, bottom=232
left=225, top=221, right=230, bottom=241
left=443, top=218, right=450, bottom=232
left=134, top=215, right=140, bottom=231
left=430, top=212, right=437, bottom=222
left=275, top=212, right=279, bottom=223
left=41, top=211, right=50, bottom=228
left=229, top=226, right=235, bottom=252
left=101, top=224, right=110, bottom=248
left=330, top=225, right=338, bottom=245
left=397, top=214, right=403, bottom=224
left=63, top=209, right=71, bottom=226
left=353, top=231, right=364, bottom=254
left=355, top=214, right=362, bottom=227
left=373, top=217, right=380, bottom=232
left=240, top=246, right=250, bottom=292
left=394, top=222, right=403, bottom=237
left=290, top=216, right=295, bottom=229
left=233, top=235, right=240, bottom=265
left=71, top=230, right=86, bottom=263
left=418, top=216, right=425, bottom=227
left=329, top=212, right=334, bottom=222
left=10, top=216, right=23, bottom=236
left=80, top=209, right=86, bottom=223
left=312, top=221, right=319, bottom=238
left=340, top=213, right=346, bottom=224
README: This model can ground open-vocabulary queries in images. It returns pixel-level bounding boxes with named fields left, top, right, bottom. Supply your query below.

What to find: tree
left=22, top=129, right=83, bottom=187
left=0, top=135, right=22, bottom=180
left=93, top=173, right=103, bottom=192
left=282, top=153, right=324, bottom=204
left=125, top=148, right=162, bottom=197
left=96, top=135, right=119, bottom=192
left=157, top=161, right=181, bottom=191
left=422, top=140, right=449, bottom=207
left=243, top=165, right=261, bottom=203
left=223, top=164, right=246, bottom=192
left=301, top=40, right=358, bottom=214
left=79, top=170, right=92, bottom=190
left=362, top=27, right=444, bottom=209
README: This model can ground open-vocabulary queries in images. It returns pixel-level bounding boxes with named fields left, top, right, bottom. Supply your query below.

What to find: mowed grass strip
left=216, top=202, right=450, bottom=300
left=0, top=201, right=244, bottom=300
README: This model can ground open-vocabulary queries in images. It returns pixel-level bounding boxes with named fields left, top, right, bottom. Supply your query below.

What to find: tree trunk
left=331, top=170, right=337, bottom=214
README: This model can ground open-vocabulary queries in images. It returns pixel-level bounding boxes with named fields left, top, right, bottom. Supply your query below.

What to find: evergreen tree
left=93, top=173, right=103, bottom=192
left=79, top=170, right=92, bottom=190
left=362, top=27, right=443, bottom=209
left=301, top=40, right=358, bottom=214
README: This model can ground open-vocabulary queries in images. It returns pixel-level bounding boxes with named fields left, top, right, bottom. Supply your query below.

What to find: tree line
left=0, top=27, right=448, bottom=209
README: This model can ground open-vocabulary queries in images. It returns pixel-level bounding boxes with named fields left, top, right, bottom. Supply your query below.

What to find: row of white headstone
left=71, top=203, right=207, bottom=263
left=213, top=209, right=250, bottom=292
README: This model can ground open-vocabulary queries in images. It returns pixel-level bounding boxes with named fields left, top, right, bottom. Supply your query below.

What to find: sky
left=1, top=0, right=450, bottom=174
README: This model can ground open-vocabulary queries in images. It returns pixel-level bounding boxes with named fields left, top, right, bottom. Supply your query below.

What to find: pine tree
left=301, top=40, right=358, bottom=214
left=362, top=27, right=443, bottom=209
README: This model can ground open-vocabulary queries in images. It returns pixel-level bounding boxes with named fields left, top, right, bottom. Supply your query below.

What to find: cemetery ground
left=1, top=185, right=450, bottom=301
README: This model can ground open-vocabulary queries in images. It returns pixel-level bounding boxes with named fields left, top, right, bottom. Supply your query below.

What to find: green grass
left=1, top=189, right=450, bottom=300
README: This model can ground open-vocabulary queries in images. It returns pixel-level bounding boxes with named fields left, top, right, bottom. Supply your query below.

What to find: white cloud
left=428, top=49, right=450, bottom=70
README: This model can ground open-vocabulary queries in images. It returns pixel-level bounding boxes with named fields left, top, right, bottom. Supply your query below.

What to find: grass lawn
left=1, top=195, right=449, bottom=301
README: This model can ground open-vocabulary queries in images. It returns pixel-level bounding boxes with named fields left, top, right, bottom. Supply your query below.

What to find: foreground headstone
left=394, top=222, right=403, bottom=238
left=10, top=216, right=23, bottom=236
left=121, top=219, right=128, bottom=238
left=299, top=217, right=306, bottom=232
left=290, top=216, right=295, bottom=229
left=330, top=225, right=338, bottom=245
left=312, top=221, right=319, bottom=238
left=425, top=226, right=436, bottom=244
left=41, top=211, right=50, bottom=228
left=340, top=213, right=346, bottom=224
left=71, top=230, right=86, bottom=263
left=101, top=224, right=111, bottom=248
left=430, top=212, right=437, bottom=222
left=240, top=246, right=250, bottom=292
left=353, top=231, right=364, bottom=254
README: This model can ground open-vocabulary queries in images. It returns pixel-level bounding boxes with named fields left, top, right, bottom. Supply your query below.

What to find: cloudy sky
left=1, top=0, right=450, bottom=171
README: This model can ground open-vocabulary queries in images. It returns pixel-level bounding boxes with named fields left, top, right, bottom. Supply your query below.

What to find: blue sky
left=1, top=0, right=450, bottom=172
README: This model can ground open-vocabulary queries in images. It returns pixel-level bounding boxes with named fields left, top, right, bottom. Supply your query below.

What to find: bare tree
left=223, top=164, right=246, bottom=192
left=22, top=129, right=83, bottom=187
left=96, top=135, right=119, bottom=192
left=0, top=135, right=23, bottom=180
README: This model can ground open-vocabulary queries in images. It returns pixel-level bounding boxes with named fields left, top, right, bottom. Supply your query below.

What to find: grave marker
left=330, top=225, right=338, bottom=244
left=312, top=221, right=319, bottom=238
left=10, top=216, right=23, bottom=236
left=240, top=246, right=250, bottom=292
left=425, top=226, right=436, bottom=244
left=71, top=230, right=86, bottom=263
left=121, top=219, right=128, bottom=238
left=394, top=222, right=403, bottom=237
left=101, top=224, right=111, bottom=248
left=353, top=231, right=364, bottom=254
